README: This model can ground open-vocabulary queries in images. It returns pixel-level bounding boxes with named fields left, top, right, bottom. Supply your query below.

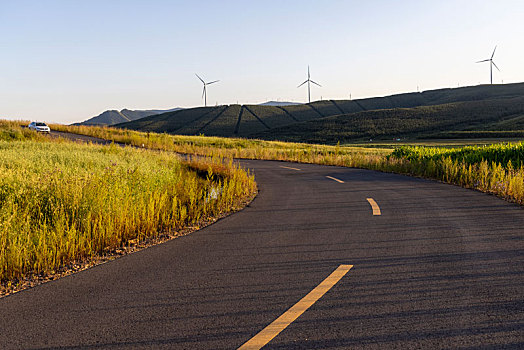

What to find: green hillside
left=253, top=97, right=524, bottom=144
left=116, top=83, right=524, bottom=142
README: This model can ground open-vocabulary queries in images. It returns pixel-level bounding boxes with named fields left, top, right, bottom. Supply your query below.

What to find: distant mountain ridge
left=77, top=108, right=182, bottom=126
left=259, top=101, right=301, bottom=106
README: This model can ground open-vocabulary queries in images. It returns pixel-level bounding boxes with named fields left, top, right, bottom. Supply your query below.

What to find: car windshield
left=35, top=123, right=47, bottom=126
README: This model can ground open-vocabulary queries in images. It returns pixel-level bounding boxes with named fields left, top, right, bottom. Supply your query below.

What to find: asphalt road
left=1, top=134, right=523, bottom=349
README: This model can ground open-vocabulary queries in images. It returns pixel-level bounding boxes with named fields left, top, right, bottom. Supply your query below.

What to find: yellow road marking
left=366, top=198, right=381, bottom=216
left=326, top=176, right=344, bottom=183
left=238, top=264, right=353, bottom=350
left=280, top=165, right=301, bottom=171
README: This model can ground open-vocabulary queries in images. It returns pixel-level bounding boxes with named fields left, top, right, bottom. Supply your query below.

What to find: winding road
left=1, top=133, right=523, bottom=349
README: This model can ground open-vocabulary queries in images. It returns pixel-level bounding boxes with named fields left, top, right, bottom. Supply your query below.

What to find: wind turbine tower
left=297, top=66, right=321, bottom=103
left=476, top=46, right=500, bottom=84
left=195, top=74, right=219, bottom=107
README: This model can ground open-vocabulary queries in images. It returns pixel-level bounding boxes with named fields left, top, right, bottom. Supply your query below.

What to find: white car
left=28, top=122, right=51, bottom=133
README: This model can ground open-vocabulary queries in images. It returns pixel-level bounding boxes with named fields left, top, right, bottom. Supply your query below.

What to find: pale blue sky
left=1, top=0, right=523, bottom=123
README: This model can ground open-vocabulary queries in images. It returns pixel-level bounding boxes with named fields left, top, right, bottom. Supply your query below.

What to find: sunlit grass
left=0, top=120, right=44, bottom=141
left=0, top=128, right=256, bottom=282
left=50, top=123, right=390, bottom=161
left=391, top=142, right=524, bottom=166
left=347, top=138, right=524, bottom=148
left=51, top=123, right=524, bottom=206
left=4, top=120, right=522, bottom=287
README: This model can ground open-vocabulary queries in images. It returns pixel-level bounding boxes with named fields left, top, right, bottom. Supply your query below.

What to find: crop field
left=354, top=138, right=524, bottom=148
left=381, top=146, right=524, bottom=205
left=387, top=143, right=524, bottom=204
left=0, top=122, right=256, bottom=285
left=391, top=142, right=524, bottom=167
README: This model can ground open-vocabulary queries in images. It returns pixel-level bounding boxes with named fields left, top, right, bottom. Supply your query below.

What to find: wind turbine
left=195, top=74, right=219, bottom=107
left=476, top=46, right=500, bottom=84
left=297, top=66, right=321, bottom=103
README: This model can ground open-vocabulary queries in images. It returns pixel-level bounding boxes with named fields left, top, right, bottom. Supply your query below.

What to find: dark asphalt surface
left=1, top=134, right=523, bottom=349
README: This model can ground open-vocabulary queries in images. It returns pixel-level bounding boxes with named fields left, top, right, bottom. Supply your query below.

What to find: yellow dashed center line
left=238, top=264, right=353, bottom=350
left=366, top=198, right=381, bottom=216
left=280, top=166, right=301, bottom=171
left=326, top=176, right=344, bottom=183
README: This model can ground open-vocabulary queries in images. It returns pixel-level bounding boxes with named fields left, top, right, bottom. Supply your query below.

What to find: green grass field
left=349, top=138, right=524, bottom=148
left=391, top=142, right=524, bottom=167
left=0, top=121, right=256, bottom=284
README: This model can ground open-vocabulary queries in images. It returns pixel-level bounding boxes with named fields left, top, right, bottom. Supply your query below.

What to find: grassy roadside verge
left=50, top=124, right=390, bottom=162
left=1, top=122, right=256, bottom=294
left=51, top=124, right=524, bottom=205
left=386, top=144, right=524, bottom=204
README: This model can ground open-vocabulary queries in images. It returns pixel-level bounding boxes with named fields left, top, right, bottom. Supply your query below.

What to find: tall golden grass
left=51, top=124, right=524, bottom=205
left=0, top=120, right=45, bottom=141
left=0, top=133, right=256, bottom=282
left=50, top=123, right=389, bottom=159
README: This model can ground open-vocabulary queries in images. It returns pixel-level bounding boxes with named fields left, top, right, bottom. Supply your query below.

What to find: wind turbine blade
left=310, top=80, right=322, bottom=87
left=207, top=80, right=220, bottom=85
left=492, top=61, right=501, bottom=72
left=195, top=74, right=205, bottom=84
left=491, top=45, right=497, bottom=59
left=297, top=80, right=308, bottom=88
left=308, top=65, right=310, bottom=79
left=476, top=59, right=490, bottom=63
left=202, top=86, right=206, bottom=99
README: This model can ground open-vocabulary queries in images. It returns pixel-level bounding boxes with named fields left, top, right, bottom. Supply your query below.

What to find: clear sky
left=1, top=0, right=523, bottom=124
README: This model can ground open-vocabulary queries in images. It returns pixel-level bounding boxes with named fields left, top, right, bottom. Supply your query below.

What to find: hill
left=259, top=101, right=302, bottom=106
left=78, top=108, right=182, bottom=126
left=252, top=96, right=524, bottom=144
left=115, top=83, right=524, bottom=142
